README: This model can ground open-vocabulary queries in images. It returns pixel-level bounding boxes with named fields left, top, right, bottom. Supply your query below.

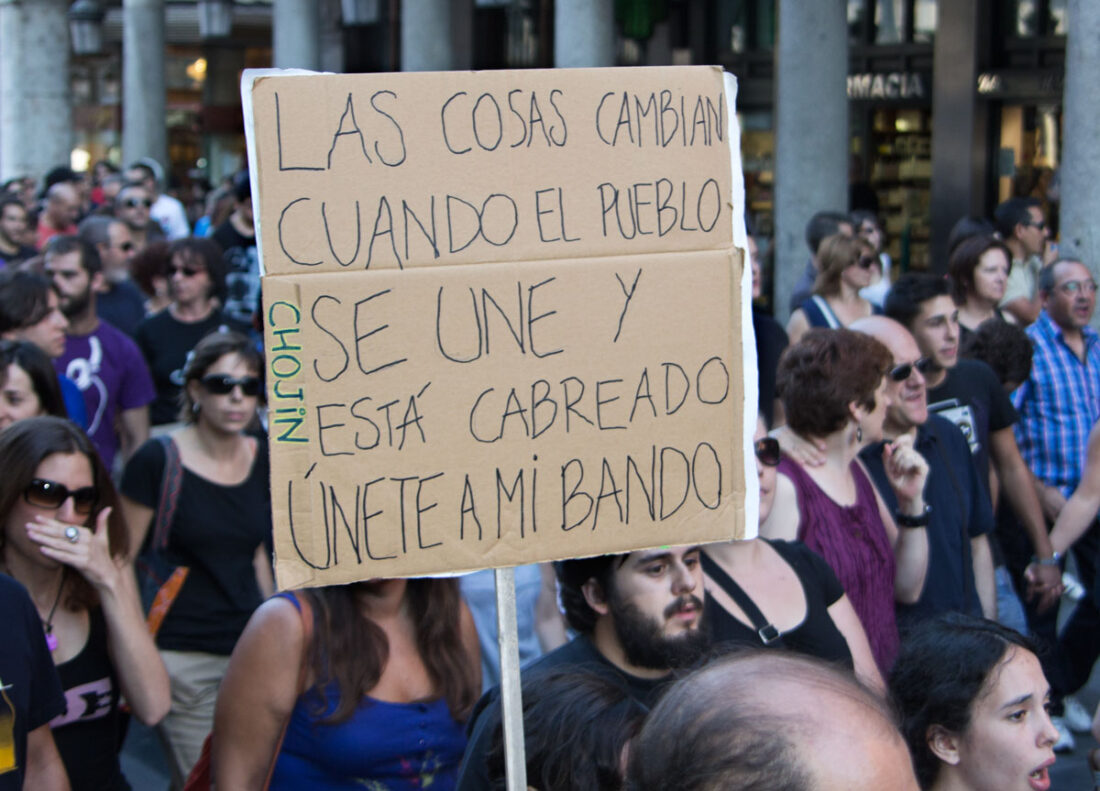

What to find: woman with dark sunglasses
left=763, top=329, right=930, bottom=675
left=0, top=416, right=170, bottom=790
left=786, top=232, right=881, bottom=346
left=133, top=237, right=251, bottom=427
left=703, top=416, right=885, bottom=693
left=119, top=330, right=273, bottom=787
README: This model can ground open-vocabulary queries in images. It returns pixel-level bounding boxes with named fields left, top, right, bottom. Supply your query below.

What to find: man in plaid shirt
left=1013, top=257, right=1100, bottom=748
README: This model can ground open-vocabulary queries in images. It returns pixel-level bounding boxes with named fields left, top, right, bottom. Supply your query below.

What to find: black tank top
left=51, top=606, right=130, bottom=791
left=703, top=540, right=854, bottom=669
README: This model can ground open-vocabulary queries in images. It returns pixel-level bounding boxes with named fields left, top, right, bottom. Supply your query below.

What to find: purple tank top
left=777, top=458, right=899, bottom=672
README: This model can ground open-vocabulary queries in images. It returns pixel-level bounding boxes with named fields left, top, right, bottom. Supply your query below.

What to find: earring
left=192, top=402, right=201, bottom=414
left=856, top=424, right=863, bottom=442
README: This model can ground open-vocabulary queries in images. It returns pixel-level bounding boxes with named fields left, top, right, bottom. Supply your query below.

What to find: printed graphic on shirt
left=929, top=397, right=980, bottom=455
left=223, top=246, right=260, bottom=325
left=0, top=678, right=15, bottom=774
left=64, top=336, right=108, bottom=435
left=49, top=678, right=113, bottom=727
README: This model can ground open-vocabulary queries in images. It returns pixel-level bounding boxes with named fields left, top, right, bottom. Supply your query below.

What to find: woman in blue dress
left=213, top=578, right=481, bottom=790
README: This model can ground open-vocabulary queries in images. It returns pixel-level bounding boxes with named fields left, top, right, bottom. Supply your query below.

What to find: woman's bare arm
left=213, top=597, right=306, bottom=790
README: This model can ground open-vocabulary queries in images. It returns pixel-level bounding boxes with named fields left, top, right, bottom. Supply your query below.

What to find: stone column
left=928, top=0, right=985, bottom=272
left=122, top=0, right=167, bottom=171
left=202, top=44, right=247, bottom=184
left=274, top=0, right=320, bottom=70
left=318, top=0, right=345, bottom=74
left=401, top=0, right=453, bottom=71
left=1061, top=0, right=1100, bottom=302
left=0, top=0, right=72, bottom=182
left=554, top=0, right=614, bottom=68
left=773, top=0, right=848, bottom=321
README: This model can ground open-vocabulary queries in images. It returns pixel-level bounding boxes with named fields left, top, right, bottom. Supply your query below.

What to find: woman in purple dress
left=761, top=328, right=929, bottom=673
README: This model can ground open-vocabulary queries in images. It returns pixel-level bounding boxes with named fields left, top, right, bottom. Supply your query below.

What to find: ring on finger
left=64, top=525, right=79, bottom=544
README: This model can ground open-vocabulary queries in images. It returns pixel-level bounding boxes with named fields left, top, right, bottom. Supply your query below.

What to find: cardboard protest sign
left=243, top=66, right=755, bottom=588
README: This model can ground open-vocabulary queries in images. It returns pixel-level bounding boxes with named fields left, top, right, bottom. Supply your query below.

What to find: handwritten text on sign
left=248, top=67, right=746, bottom=587
left=250, top=67, right=734, bottom=275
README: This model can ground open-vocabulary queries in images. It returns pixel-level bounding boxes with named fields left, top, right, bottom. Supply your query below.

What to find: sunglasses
left=856, top=256, right=878, bottom=269
left=1024, top=219, right=1047, bottom=231
left=170, top=264, right=202, bottom=277
left=889, top=357, right=934, bottom=382
left=201, top=374, right=262, bottom=396
left=122, top=197, right=152, bottom=209
left=24, top=478, right=98, bottom=515
left=754, top=437, right=781, bottom=467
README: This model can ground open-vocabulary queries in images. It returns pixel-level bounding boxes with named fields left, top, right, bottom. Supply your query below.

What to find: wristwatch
left=894, top=504, right=931, bottom=528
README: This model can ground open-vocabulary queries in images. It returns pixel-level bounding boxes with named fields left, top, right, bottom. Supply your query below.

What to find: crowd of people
left=0, top=156, right=1099, bottom=791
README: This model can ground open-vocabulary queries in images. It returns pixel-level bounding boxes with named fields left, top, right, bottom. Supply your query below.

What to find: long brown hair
left=813, top=233, right=873, bottom=297
left=0, top=416, right=126, bottom=611
left=299, top=578, right=479, bottom=725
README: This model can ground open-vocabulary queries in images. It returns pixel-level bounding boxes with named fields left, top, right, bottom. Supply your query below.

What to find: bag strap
left=810, top=295, right=842, bottom=329
left=261, top=593, right=314, bottom=788
left=702, top=552, right=785, bottom=647
left=151, top=435, right=183, bottom=551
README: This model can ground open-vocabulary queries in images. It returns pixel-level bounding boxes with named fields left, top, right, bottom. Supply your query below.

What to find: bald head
left=45, top=182, right=79, bottom=229
left=852, top=315, right=928, bottom=433
left=627, top=650, right=919, bottom=791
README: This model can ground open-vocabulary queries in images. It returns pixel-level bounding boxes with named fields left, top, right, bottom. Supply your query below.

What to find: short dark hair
left=77, top=214, right=118, bottom=249
left=960, top=319, right=1034, bottom=388
left=0, top=339, right=66, bottom=418
left=0, top=270, right=56, bottom=333
left=889, top=614, right=1035, bottom=790
left=42, top=165, right=80, bottom=193
left=554, top=555, right=621, bottom=634
left=946, top=216, right=996, bottom=257
left=126, top=160, right=158, bottom=185
left=0, top=195, right=26, bottom=219
left=947, top=235, right=1012, bottom=304
left=487, top=669, right=646, bottom=791
left=232, top=170, right=251, bottom=202
left=1037, top=258, right=1086, bottom=295
left=169, top=236, right=228, bottom=303
left=805, top=211, right=851, bottom=256
left=849, top=209, right=879, bottom=230
left=43, top=234, right=102, bottom=276
left=180, top=330, right=263, bottom=422
left=884, top=272, right=952, bottom=328
left=993, top=196, right=1041, bottom=239
left=777, top=328, right=892, bottom=439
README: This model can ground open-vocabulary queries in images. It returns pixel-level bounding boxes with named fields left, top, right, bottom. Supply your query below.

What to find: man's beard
left=609, top=592, right=710, bottom=671
left=60, top=287, right=92, bottom=320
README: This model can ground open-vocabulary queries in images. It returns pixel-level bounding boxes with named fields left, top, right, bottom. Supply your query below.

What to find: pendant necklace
left=40, top=570, right=66, bottom=653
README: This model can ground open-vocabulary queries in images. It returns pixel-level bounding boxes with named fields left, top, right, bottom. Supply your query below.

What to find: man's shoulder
left=115, top=278, right=146, bottom=300
left=135, top=307, right=172, bottom=334
left=526, top=635, right=607, bottom=674
left=941, top=359, right=999, bottom=400
left=93, top=319, right=146, bottom=360
left=154, top=193, right=186, bottom=211
left=0, top=571, right=32, bottom=608
left=922, top=413, right=971, bottom=455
